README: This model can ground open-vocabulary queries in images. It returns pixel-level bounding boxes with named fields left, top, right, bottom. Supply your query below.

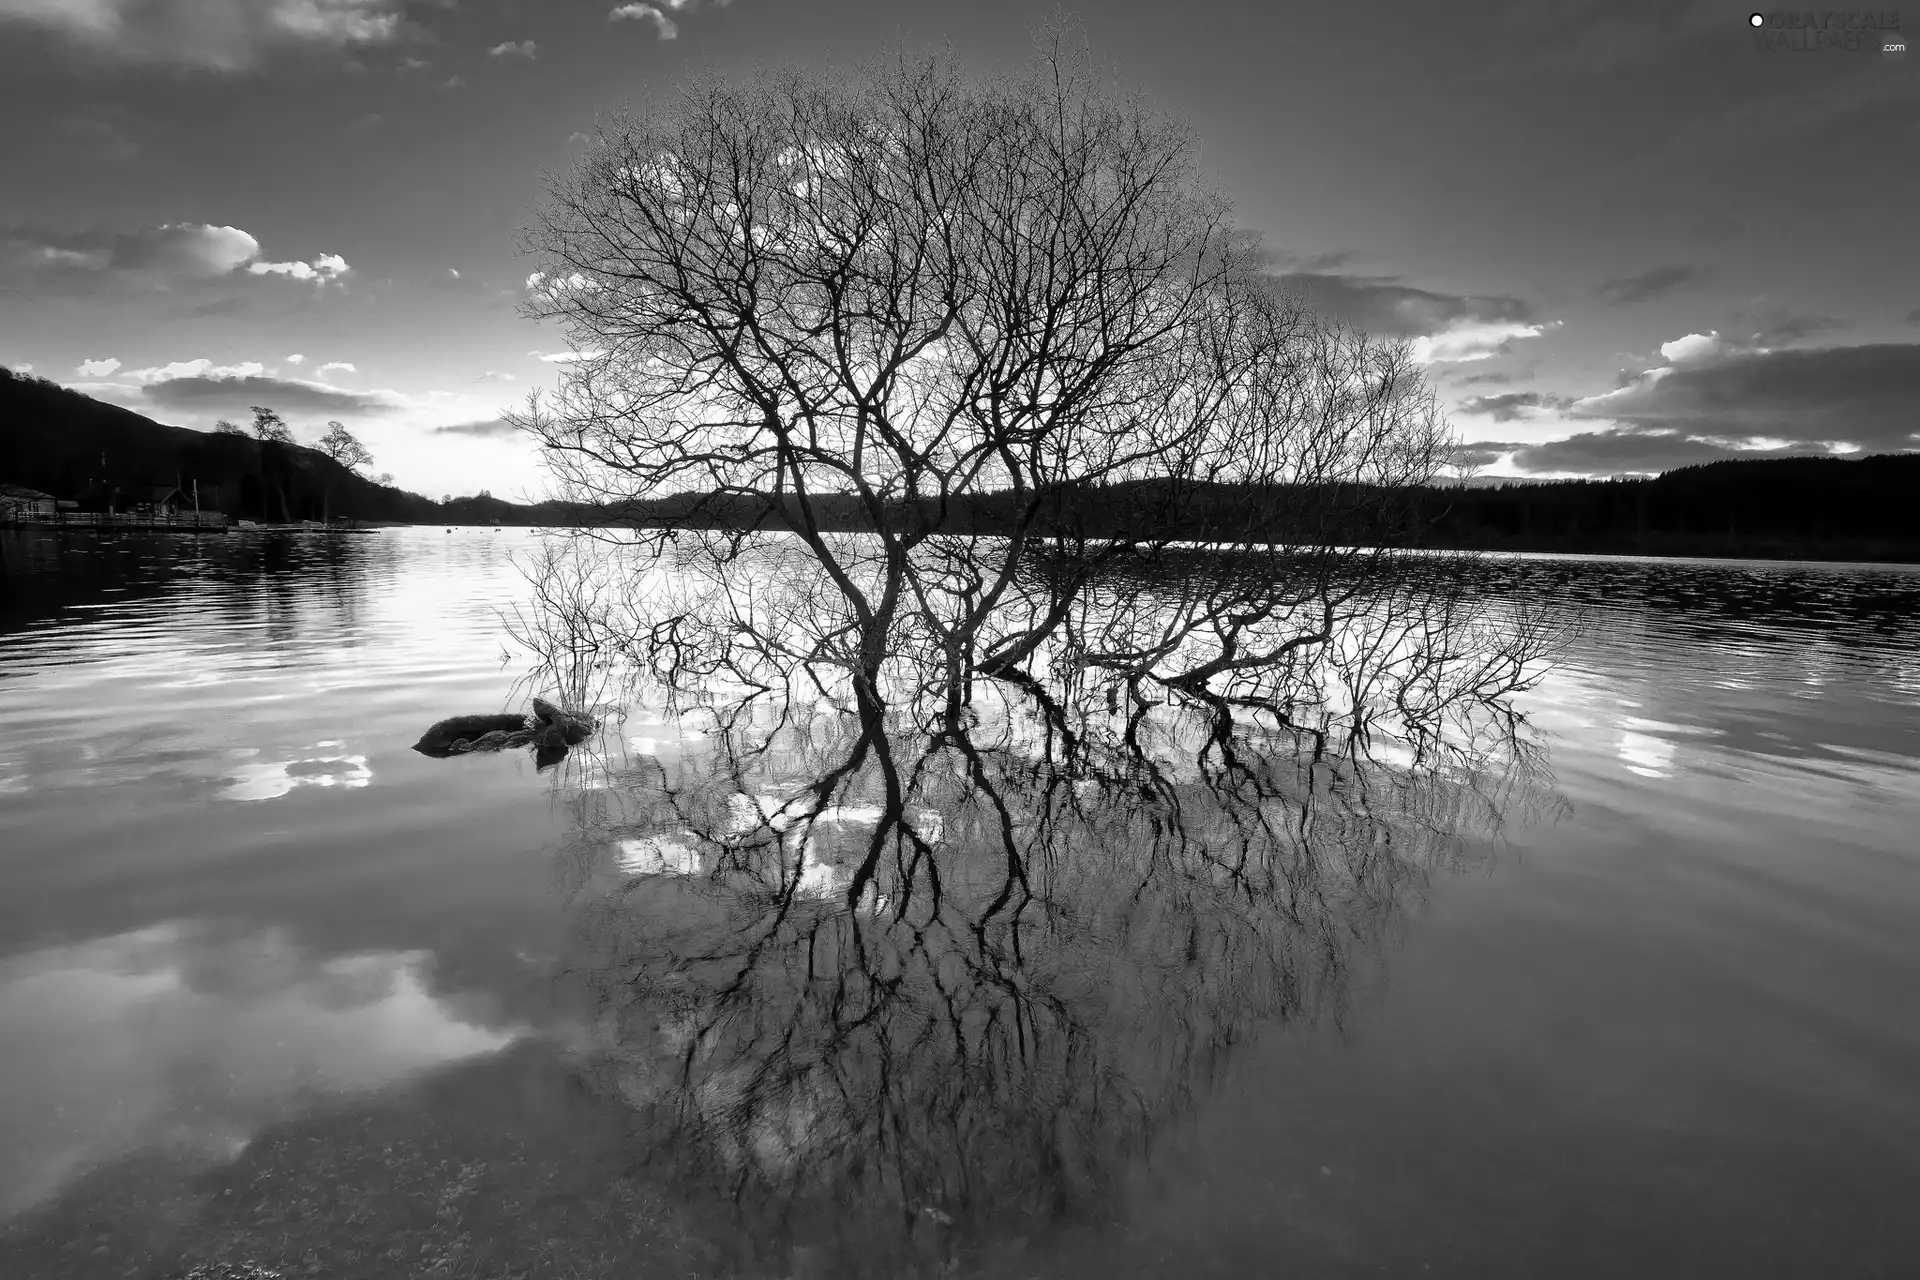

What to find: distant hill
left=0, top=367, right=569, bottom=525
left=1417, top=454, right=1920, bottom=560
left=7, top=367, right=1917, bottom=560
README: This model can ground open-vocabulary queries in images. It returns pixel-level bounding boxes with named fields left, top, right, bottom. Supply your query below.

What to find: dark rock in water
left=413, top=699, right=597, bottom=760
left=413, top=712, right=529, bottom=756
left=532, top=696, right=596, bottom=744
left=448, top=728, right=519, bottom=754
left=530, top=697, right=597, bottom=769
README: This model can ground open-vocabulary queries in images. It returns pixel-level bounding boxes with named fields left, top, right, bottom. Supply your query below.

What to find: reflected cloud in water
left=0, top=923, right=521, bottom=1218
left=1617, top=730, right=1676, bottom=779
left=217, top=742, right=373, bottom=802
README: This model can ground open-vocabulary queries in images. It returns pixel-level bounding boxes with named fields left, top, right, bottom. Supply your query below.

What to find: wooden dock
left=6, top=512, right=231, bottom=532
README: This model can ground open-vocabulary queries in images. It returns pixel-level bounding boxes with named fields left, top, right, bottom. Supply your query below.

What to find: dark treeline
left=0, top=367, right=576, bottom=525
left=1418, top=456, right=1920, bottom=561
left=8, top=367, right=1918, bottom=558
left=598, top=454, right=1920, bottom=563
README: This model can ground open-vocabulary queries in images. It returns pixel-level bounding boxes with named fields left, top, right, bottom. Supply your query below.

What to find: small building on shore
left=0, top=483, right=58, bottom=520
left=137, top=486, right=185, bottom=517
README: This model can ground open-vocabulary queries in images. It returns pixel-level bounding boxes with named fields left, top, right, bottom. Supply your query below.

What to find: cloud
left=74, top=357, right=122, bottom=378
left=1657, top=331, right=1725, bottom=363
left=1595, top=265, right=1707, bottom=306
left=2, top=221, right=257, bottom=280
left=1909, top=307, right=1920, bottom=326
left=432, top=417, right=517, bottom=438
left=2, top=222, right=346, bottom=293
left=285, top=353, right=306, bottom=365
left=487, top=39, right=536, bottom=59
left=1270, top=271, right=1535, bottom=339
left=245, top=252, right=351, bottom=284
left=1412, top=320, right=1555, bottom=365
left=0, top=0, right=410, bottom=71
left=1569, top=340, right=1920, bottom=456
left=476, top=370, right=516, bottom=383
left=138, top=373, right=397, bottom=417
left=67, top=362, right=397, bottom=418
left=1451, top=369, right=1519, bottom=386
left=318, top=361, right=357, bottom=378
left=1457, top=391, right=1576, bottom=422
left=529, top=348, right=607, bottom=363
left=1508, top=430, right=1830, bottom=476
left=611, top=4, right=677, bottom=38
left=524, top=269, right=599, bottom=300
left=1449, top=441, right=1530, bottom=471
left=119, top=358, right=267, bottom=385
left=1267, top=270, right=1552, bottom=365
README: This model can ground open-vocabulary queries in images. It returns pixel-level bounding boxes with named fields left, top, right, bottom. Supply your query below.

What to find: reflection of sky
left=1522, top=600, right=1920, bottom=818
left=218, top=741, right=373, bottom=801
left=6, top=533, right=1919, bottom=1256
left=616, top=834, right=702, bottom=876
left=611, top=794, right=893, bottom=907
left=1616, top=731, right=1676, bottom=779
left=0, top=922, right=521, bottom=1218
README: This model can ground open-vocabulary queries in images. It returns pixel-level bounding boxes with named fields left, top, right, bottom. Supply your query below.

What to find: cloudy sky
left=1, top=0, right=1914, bottom=497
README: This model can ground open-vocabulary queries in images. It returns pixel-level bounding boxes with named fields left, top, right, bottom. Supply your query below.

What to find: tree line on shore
left=0, top=366, right=571, bottom=525
left=6, top=364, right=1918, bottom=556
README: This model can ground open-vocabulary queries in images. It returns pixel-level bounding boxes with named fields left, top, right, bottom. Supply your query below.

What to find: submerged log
left=412, top=712, right=530, bottom=756
left=413, top=699, right=597, bottom=758
left=532, top=696, right=596, bottom=744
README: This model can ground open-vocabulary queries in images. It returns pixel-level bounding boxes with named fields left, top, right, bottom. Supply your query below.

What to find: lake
left=1, top=527, right=1917, bottom=1279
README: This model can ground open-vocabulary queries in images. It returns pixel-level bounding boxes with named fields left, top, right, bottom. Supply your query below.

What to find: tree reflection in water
left=522, top=540, right=1568, bottom=1276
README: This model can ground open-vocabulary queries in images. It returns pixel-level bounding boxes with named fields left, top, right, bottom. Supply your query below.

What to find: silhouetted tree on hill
left=249, top=405, right=294, bottom=445
left=316, top=420, right=374, bottom=522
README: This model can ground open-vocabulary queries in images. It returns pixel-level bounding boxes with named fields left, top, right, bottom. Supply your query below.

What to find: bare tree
left=318, top=420, right=373, bottom=472
left=316, top=420, right=374, bottom=523
left=213, top=418, right=246, bottom=436
left=247, top=405, right=297, bottom=521
left=248, top=405, right=294, bottom=445
left=517, top=38, right=1450, bottom=703
left=499, top=45, right=1570, bottom=1273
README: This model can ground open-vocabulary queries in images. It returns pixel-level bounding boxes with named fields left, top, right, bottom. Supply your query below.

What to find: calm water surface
left=1, top=528, right=1916, bottom=1278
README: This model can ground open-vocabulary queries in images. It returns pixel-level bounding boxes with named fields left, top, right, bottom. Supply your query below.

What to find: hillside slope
left=0, top=367, right=560, bottom=524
